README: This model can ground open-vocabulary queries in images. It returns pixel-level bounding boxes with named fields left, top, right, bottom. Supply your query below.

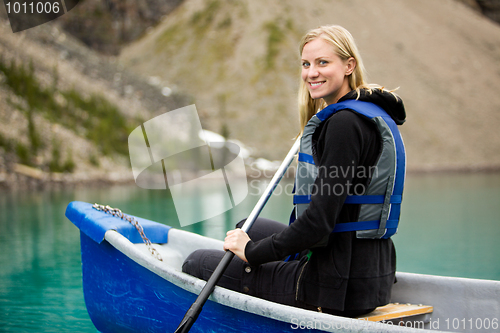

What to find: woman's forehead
left=302, top=38, right=337, bottom=58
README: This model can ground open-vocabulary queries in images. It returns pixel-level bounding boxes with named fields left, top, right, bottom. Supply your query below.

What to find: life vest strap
left=293, top=194, right=402, bottom=205
left=298, top=152, right=315, bottom=165
left=332, top=219, right=398, bottom=233
left=293, top=195, right=311, bottom=204
left=344, top=194, right=402, bottom=204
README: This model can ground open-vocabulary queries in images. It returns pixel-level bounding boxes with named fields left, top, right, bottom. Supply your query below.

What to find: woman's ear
left=345, top=57, right=356, bottom=75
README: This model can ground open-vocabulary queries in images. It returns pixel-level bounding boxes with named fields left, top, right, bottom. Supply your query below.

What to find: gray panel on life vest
left=301, top=115, right=321, bottom=155
left=356, top=117, right=396, bottom=239
left=295, top=115, right=320, bottom=219
left=295, top=160, right=317, bottom=219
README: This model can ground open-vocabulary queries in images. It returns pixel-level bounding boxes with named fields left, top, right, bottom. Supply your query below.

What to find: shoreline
left=1, top=163, right=500, bottom=191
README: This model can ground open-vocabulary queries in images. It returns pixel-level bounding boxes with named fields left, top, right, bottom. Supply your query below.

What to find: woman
left=183, top=25, right=406, bottom=317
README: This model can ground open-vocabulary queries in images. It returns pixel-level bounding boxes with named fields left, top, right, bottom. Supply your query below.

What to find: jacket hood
left=339, top=89, right=406, bottom=125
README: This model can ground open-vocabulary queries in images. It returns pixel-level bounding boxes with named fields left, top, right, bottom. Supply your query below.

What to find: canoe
left=65, top=201, right=500, bottom=333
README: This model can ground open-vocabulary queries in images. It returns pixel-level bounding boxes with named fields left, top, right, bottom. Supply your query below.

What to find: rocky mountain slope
left=57, top=0, right=184, bottom=55
left=0, top=7, right=190, bottom=188
left=119, top=0, right=500, bottom=172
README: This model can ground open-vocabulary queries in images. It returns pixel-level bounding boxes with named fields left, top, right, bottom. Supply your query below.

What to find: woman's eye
left=302, top=62, right=310, bottom=68
left=319, top=60, right=328, bottom=65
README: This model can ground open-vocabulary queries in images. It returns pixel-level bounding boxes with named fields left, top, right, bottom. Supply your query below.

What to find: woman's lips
left=309, top=81, right=325, bottom=89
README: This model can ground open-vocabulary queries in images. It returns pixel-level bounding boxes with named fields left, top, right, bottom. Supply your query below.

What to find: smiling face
left=301, top=38, right=356, bottom=105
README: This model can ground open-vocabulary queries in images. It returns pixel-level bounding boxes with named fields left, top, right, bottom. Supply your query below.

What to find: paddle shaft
left=174, top=138, right=300, bottom=333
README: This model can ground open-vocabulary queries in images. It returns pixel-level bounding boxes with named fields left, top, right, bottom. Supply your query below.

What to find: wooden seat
left=356, top=303, right=434, bottom=322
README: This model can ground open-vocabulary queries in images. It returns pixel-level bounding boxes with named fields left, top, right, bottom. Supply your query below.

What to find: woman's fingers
left=223, top=229, right=250, bottom=262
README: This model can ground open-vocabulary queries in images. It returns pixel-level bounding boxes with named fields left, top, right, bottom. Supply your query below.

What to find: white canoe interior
left=104, top=228, right=500, bottom=333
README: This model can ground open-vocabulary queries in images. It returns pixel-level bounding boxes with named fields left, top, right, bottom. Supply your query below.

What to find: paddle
left=174, top=138, right=301, bottom=333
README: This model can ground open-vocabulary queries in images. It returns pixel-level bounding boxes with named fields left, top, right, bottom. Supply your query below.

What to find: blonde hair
left=298, top=25, right=397, bottom=133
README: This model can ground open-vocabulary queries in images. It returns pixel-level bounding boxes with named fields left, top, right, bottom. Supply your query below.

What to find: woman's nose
left=307, top=65, right=319, bottom=78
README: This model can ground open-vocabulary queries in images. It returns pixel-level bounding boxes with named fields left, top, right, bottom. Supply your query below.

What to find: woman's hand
left=223, top=229, right=250, bottom=263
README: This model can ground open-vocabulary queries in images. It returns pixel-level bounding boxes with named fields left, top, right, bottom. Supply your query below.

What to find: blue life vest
left=292, top=100, right=406, bottom=240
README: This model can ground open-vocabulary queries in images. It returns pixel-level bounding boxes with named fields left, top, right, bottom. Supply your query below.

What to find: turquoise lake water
left=0, top=172, right=499, bottom=332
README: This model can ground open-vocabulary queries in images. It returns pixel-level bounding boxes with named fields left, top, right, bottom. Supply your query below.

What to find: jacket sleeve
left=245, top=111, right=369, bottom=266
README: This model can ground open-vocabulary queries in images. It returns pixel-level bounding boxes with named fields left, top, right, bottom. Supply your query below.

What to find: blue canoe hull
left=80, top=231, right=310, bottom=333
left=69, top=201, right=339, bottom=333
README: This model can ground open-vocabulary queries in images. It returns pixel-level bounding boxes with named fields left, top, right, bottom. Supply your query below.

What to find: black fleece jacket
left=244, top=89, right=406, bottom=312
